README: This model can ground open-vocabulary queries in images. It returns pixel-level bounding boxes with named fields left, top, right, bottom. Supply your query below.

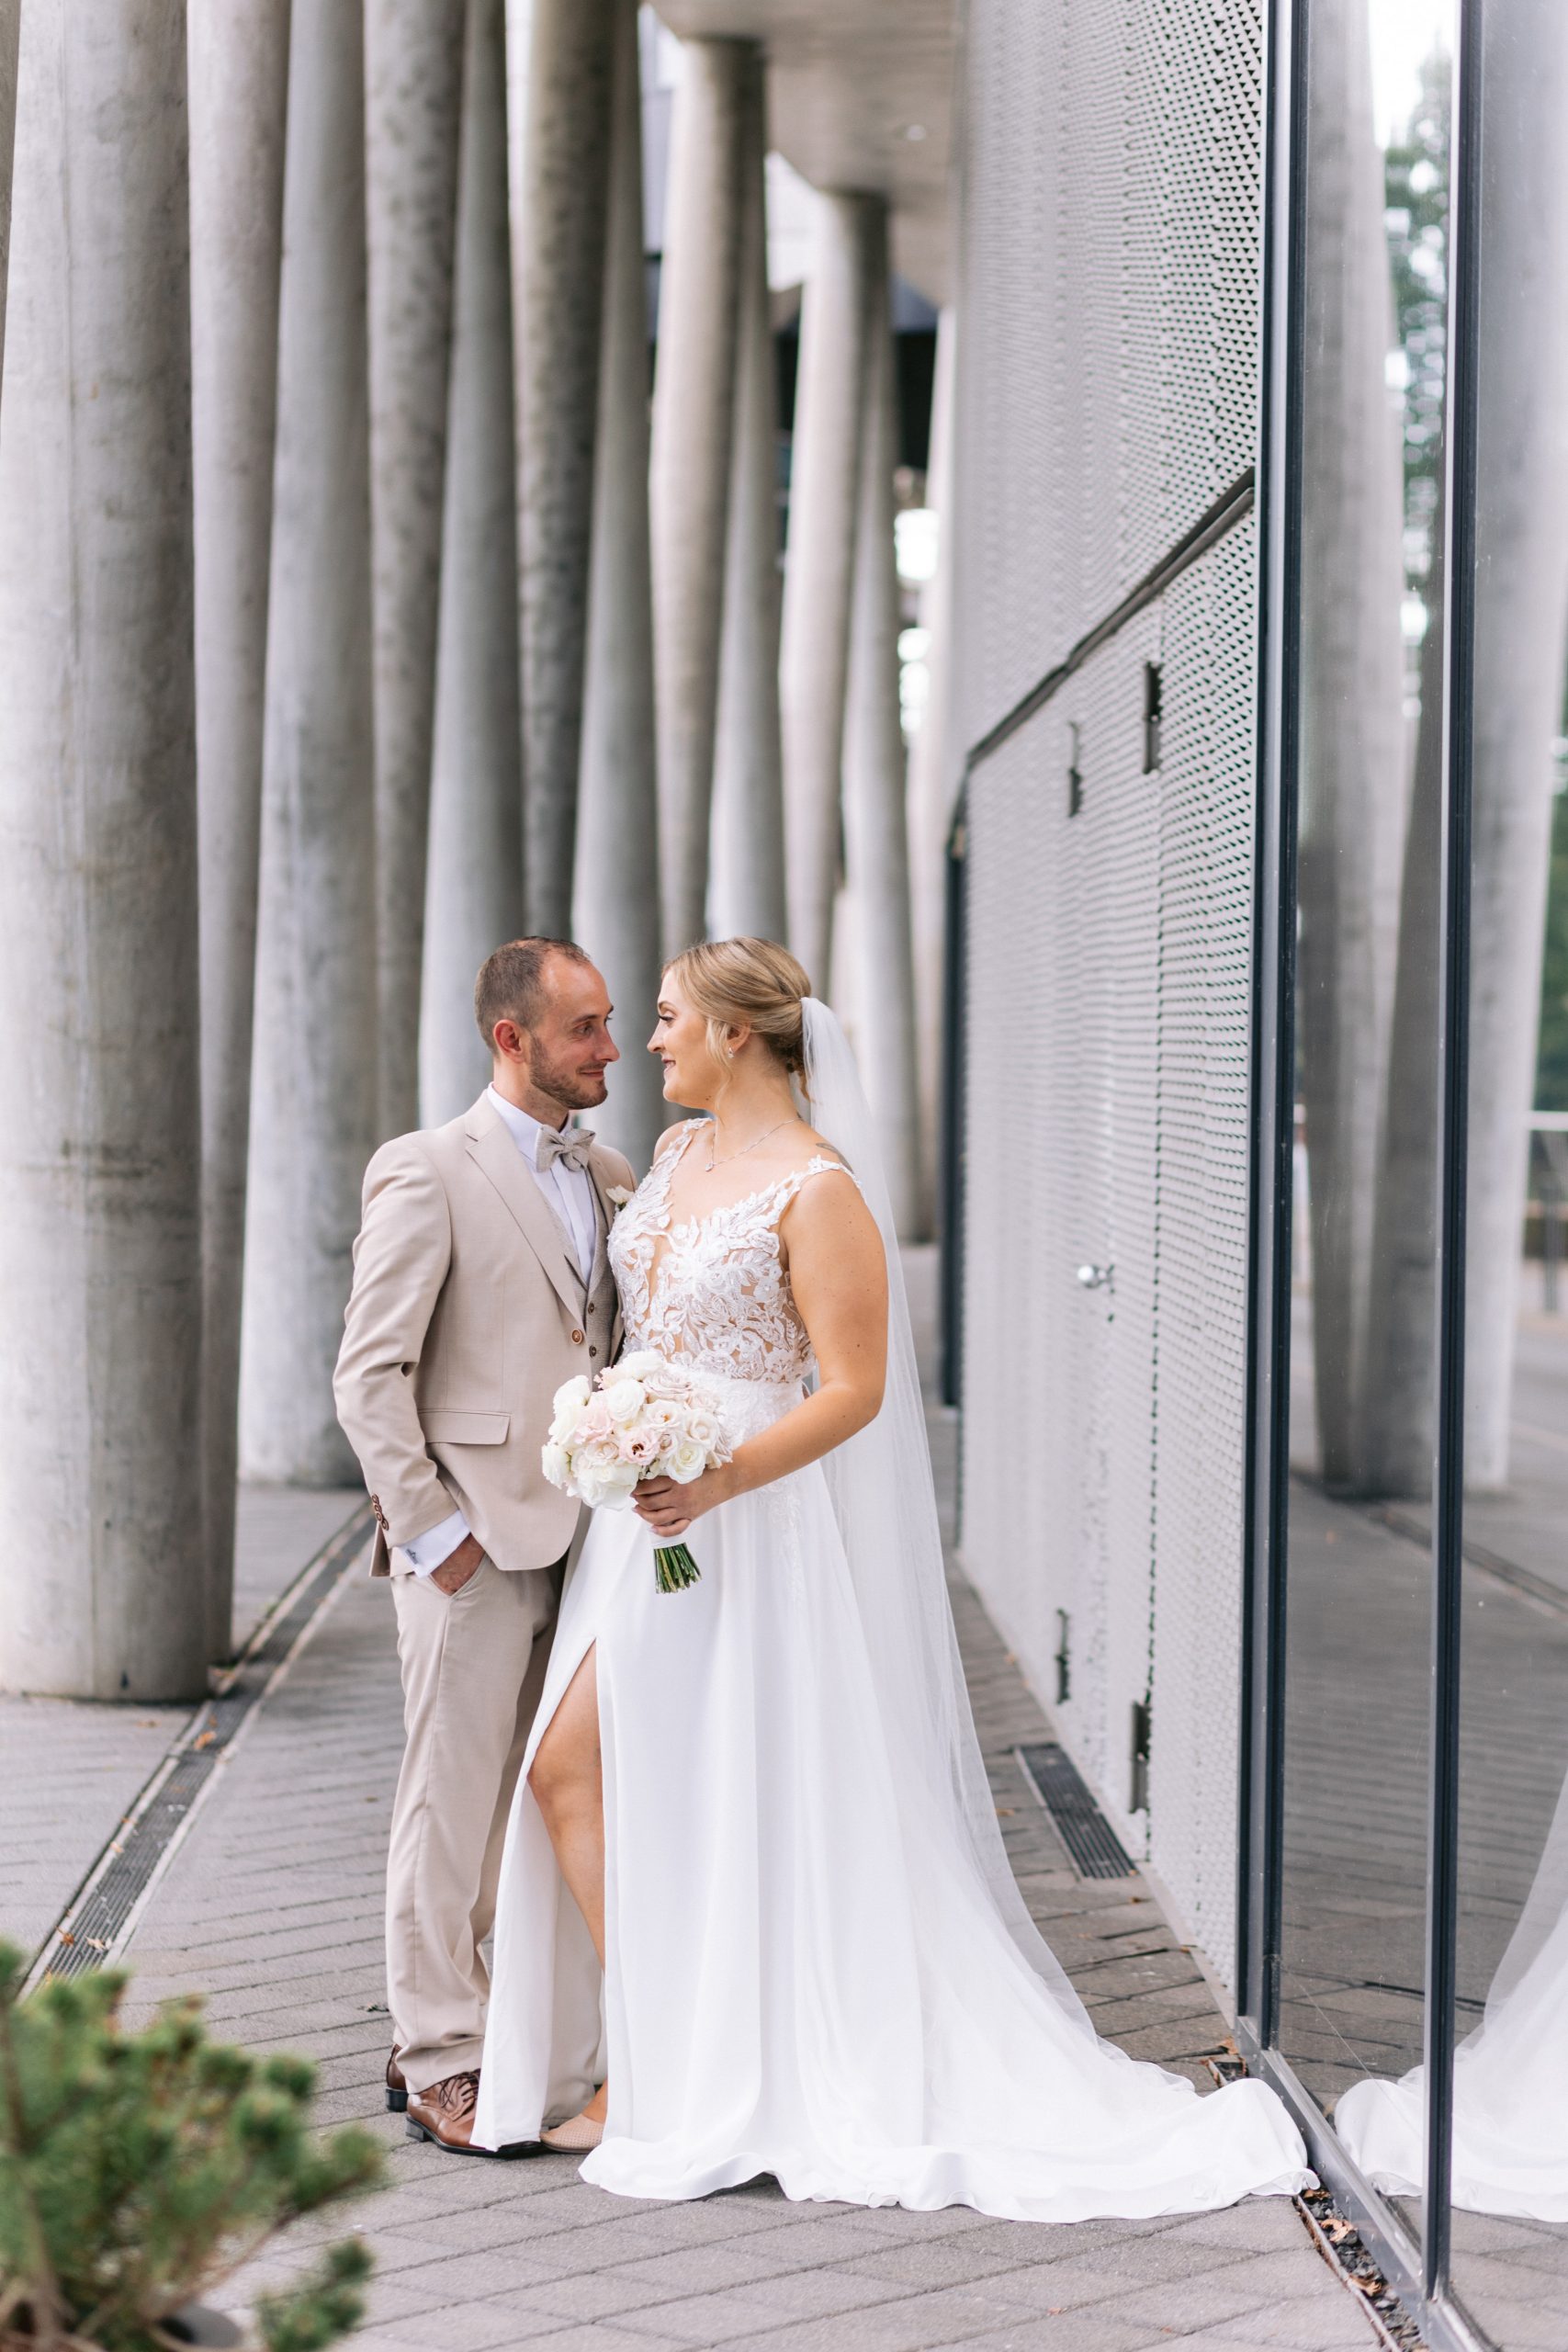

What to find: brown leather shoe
left=385, top=2052, right=407, bottom=2113
left=403, top=2070, right=535, bottom=2157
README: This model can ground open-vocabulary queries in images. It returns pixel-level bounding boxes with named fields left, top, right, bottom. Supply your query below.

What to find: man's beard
left=528, top=1042, right=609, bottom=1113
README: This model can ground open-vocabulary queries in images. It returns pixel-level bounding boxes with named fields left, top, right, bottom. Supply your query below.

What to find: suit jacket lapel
left=586, top=1145, right=625, bottom=1352
left=466, top=1101, right=584, bottom=1324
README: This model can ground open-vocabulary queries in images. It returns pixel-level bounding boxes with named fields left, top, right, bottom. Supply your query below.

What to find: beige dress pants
left=388, top=1555, right=559, bottom=2092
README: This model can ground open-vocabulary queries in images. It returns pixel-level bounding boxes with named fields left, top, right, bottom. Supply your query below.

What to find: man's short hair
left=473, top=937, right=591, bottom=1050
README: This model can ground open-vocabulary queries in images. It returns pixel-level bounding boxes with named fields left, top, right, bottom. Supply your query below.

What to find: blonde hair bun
left=664, top=936, right=811, bottom=1079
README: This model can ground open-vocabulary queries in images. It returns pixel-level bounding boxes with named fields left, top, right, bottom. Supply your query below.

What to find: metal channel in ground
left=1016, top=1742, right=1135, bottom=1879
left=26, top=1505, right=373, bottom=1989
left=1295, top=2188, right=1429, bottom=2352
left=1375, top=1501, right=1568, bottom=1620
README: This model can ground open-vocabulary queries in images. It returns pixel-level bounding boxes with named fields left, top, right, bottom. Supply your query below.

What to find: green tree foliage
left=1383, top=51, right=1450, bottom=616
left=1537, top=785, right=1568, bottom=1111
left=1384, top=62, right=1568, bottom=1127
left=0, top=1945, right=383, bottom=2351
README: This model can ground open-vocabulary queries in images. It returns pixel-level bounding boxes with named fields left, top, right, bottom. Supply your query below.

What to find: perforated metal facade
left=953, top=0, right=1263, bottom=1983
left=953, top=0, right=1261, bottom=743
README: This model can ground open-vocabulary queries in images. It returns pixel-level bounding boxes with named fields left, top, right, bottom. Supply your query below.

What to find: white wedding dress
left=474, top=1004, right=1308, bottom=2219
left=1337, top=1767, right=1568, bottom=2220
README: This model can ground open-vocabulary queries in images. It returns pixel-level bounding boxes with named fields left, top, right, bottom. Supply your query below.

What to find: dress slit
left=524, top=1626, right=600, bottom=1790
left=472, top=1125, right=1312, bottom=2211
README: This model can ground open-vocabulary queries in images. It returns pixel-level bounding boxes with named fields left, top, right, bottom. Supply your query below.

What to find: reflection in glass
left=1278, top=0, right=1454, bottom=2148
left=1455, top=2, right=1568, bottom=2332
left=1325, top=6, right=1568, bottom=2335
left=1337, top=1663, right=1568, bottom=2224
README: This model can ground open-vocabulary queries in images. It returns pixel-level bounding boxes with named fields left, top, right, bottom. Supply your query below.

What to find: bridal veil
left=798, top=997, right=1098, bottom=2041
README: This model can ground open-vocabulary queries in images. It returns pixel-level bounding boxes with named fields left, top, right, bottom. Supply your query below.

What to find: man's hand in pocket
left=432, top=1533, right=485, bottom=1596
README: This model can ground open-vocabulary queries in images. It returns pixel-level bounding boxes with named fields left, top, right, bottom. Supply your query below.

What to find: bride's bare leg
left=528, top=1647, right=607, bottom=2123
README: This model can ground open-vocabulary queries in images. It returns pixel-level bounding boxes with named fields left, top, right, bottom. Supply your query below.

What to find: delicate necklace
left=706, top=1115, right=794, bottom=1172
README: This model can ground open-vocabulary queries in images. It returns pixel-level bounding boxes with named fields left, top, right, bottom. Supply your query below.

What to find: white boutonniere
left=606, top=1183, right=635, bottom=1216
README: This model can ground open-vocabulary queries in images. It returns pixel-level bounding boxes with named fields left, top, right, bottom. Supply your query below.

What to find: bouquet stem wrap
left=653, top=1542, right=702, bottom=1594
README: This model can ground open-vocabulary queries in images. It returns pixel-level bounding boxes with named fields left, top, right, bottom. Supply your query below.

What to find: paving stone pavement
left=0, top=1486, right=360, bottom=1961
left=1278, top=1295, right=1568, bottom=2343
left=0, top=1691, right=189, bottom=1959
left=111, top=1408, right=1378, bottom=2352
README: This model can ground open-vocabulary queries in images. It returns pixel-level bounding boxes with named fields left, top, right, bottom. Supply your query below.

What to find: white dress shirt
left=485, top=1088, right=599, bottom=1284
left=400, top=1092, right=599, bottom=1577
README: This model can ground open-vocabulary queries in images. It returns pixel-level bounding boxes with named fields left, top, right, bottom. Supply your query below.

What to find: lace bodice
left=610, top=1121, right=859, bottom=1388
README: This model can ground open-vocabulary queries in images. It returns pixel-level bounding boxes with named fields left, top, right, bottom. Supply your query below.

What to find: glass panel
left=1277, top=0, right=1457, bottom=2235
left=1446, top=5, right=1568, bottom=2338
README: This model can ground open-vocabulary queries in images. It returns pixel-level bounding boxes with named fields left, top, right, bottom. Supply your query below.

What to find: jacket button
left=590, top=1346, right=599, bottom=1359
left=571, top=1329, right=585, bottom=1345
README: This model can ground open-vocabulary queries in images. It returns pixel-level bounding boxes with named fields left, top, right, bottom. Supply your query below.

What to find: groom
left=334, top=938, right=633, bottom=2154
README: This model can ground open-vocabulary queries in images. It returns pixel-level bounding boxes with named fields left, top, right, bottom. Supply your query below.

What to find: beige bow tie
left=536, top=1125, right=595, bottom=1174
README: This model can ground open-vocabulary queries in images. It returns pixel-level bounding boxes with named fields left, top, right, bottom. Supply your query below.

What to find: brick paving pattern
left=0, top=1486, right=360, bottom=1960
left=115, top=1415, right=1376, bottom=2352
left=0, top=1693, right=188, bottom=1959
left=1448, top=2208, right=1568, bottom=2352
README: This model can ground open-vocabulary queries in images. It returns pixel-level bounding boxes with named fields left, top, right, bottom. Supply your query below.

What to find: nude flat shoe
left=540, top=2109, right=605, bottom=2151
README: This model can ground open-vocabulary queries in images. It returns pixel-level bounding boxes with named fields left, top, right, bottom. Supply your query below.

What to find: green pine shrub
left=0, top=1943, right=384, bottom=2351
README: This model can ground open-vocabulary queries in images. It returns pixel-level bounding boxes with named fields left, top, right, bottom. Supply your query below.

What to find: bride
left=473, top=936, right=1309, bottom=2218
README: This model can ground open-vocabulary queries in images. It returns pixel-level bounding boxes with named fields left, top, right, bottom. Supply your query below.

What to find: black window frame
left=1238, top=3, right=1486, bottom=2346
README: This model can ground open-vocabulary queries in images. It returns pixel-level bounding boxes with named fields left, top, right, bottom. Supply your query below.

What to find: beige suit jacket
left=333, top=1094, right=633, bottom=1578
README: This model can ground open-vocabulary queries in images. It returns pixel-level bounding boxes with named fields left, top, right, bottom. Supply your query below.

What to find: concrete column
left=649, top=38, right=747, bottom=954
left=366, top=0, right=464, bottom=1139
left=420, top=0, right=523, bottom=1130
left=0, top=1, right=18, bottom=393
left=1462, top=0, right=1568, bottom=1487
left=779, top=189, right=874, bottom=992
left=188, top=0, right=290, bottom=1666
left=1362, top=505, right=1445, bottom=1499
left=841, top=207, right=920, bottom=1239
left=241, top=0, right=377, bottom=1487
left=509, top=0, right=615, bottom=935
left=707, top=48, right=786, bottom=946
left=0, top=1, right=205, bottom=1700
left=907, top=304, right=955, bottom=1238
left=1296, top=0, right=1407, bottom=1490
left=573, top=0, right=665, bottom=1168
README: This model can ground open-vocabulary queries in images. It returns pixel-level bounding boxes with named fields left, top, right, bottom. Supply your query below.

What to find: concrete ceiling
left=652, top=2, right=960, bottom=303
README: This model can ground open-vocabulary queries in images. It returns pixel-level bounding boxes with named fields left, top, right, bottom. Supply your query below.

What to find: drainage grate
left=1016, top=1742, right=1135, bottom=1879
left=28, top=1506, right=373, bottom=1985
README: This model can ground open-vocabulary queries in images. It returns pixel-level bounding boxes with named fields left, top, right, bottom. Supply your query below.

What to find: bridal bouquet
left=542, top=1350, right=732, bottom=1593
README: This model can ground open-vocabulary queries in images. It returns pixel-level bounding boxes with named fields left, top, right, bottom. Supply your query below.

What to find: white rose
left=665, top=1438, right=706, bottom=1485
left=541, top=1439, right=570, bottom=1488
left=571, top=1455, right=604, bottom=1504
left=551, top=1373, right=592, bottom=1424
left=682, top=1409, right=720, bottom=1451
left=606, top=1182, right=635, bottom=1210
left=586, top=1464, right=639, bottom=1510
left=603, top=1377, right=646, bottom=1427
left=614, top=1349, right=663, bottom=1383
